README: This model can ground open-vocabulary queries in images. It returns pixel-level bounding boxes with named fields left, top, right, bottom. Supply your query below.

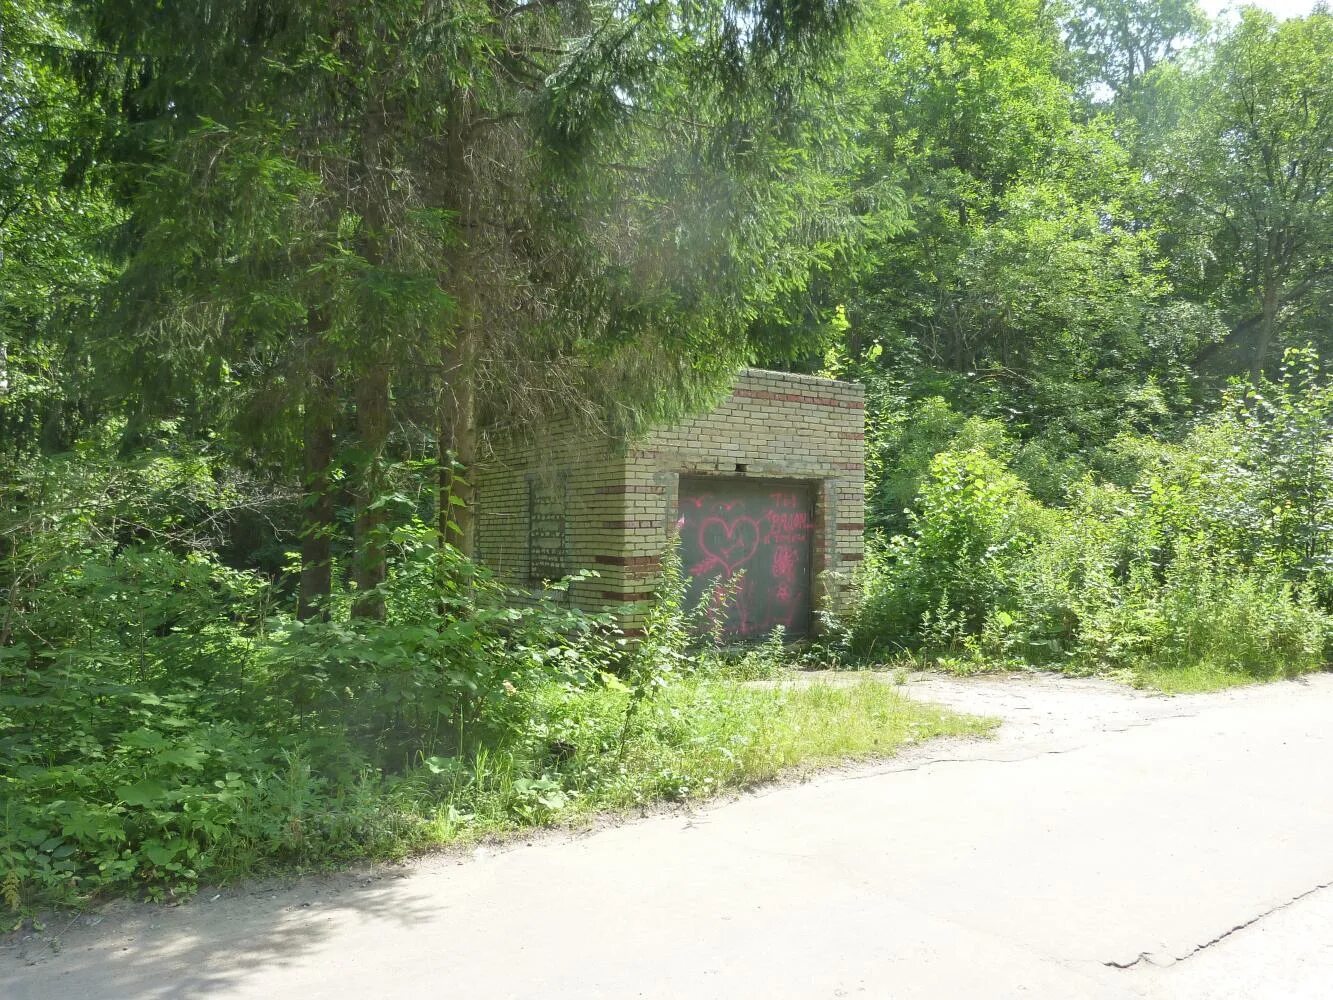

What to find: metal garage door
left=677, top=477, right=816, bottom=641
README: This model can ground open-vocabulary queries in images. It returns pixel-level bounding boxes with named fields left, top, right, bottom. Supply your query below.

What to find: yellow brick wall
left=473, top=418, right=627, bottom=615
left=474, top=368, right=866, bottom=636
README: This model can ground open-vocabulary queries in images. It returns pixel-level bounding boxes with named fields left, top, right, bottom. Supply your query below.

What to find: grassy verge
left=4, top=673, right=990, bottom=915
left=526, top=674, right=995, bottom=808
left=1130, top=660, right=1324, bottom=694
left=872, top=650, right=1325, bottom=695
left=330, top=675, right=993, bottom=856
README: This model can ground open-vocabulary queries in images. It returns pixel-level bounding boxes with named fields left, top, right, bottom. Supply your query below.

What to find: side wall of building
left=613, top=369, right=866, bottom=635
left=472, top=419, right=628, bottom=616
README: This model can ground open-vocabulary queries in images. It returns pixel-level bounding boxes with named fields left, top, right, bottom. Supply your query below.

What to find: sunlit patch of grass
left=861, top=646, right=1328, bottom=698
left=373, top=676, right=995, bottom=854
left=1132, top=660, right=1325, bottom=695
left=601, top=675, right=997, bottom=796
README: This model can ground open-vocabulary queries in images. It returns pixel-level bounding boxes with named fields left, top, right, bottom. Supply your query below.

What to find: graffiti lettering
left=765, top=511, right=811, bottom=535
left=772, top=545, right=797, bottom=580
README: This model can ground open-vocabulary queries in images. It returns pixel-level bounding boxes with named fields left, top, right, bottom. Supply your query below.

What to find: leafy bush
left=851, top=447, right=1054, bottom=655
left=863, top=386, right=1018, bottom=534
left=1153, top=549, right=1328, bottom=678
left=0, top=440, right=625, bottom=910
left=847, top=349, right=1333, bottom=689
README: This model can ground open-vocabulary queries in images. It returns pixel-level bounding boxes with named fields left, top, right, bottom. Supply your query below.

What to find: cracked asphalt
left=7, top=671, right=1333, bottom=999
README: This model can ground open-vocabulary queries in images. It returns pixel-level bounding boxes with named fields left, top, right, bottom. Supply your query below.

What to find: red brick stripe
left=594, top=555, right=661, bottom=567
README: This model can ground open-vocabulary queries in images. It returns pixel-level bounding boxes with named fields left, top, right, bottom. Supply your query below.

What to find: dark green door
left=677, top=477, right=816, bottom=640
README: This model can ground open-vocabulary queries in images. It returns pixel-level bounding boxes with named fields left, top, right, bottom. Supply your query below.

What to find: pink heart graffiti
left=694, top=516, right=761, bottom=576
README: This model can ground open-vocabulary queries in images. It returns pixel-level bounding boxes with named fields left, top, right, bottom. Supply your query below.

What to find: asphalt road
left=7, top=672, right=1333, bottom=999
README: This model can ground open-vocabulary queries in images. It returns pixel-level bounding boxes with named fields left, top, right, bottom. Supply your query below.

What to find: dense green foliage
left=846, top=350, right=1333, bottom=688
left=798, top=0, right=1333, bottom=690
left=0, top=438, right=610, bottom=902
left=2, top=0, right=1331, bottom=910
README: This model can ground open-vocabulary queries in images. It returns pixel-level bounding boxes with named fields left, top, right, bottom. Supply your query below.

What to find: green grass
left=303, top=675, right=994, bottom=862
left=1131, top=660, right=1326, bottom=694
left=887, top=647, right=1326, bottom=695
left=571, top=675, right=995, bottom=804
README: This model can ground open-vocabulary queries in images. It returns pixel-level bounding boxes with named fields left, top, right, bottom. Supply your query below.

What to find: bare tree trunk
left=452, top=338, right=478, bottom=558
left=438, top=94, right=479, bottom=560
left=1251, top=269, right=1280, bottom=380
left=350, top=93, right=392, bottom=621
left=298, top=333, right=336, bottom=621
left=437, top=332, right=478, bottom=553
left=351, top=361, right=390, bottom=620
left=437, top=401, right=454, bottom=553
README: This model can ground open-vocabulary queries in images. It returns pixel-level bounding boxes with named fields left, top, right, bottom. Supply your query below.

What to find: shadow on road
left=6, top=867, right=441, bottom=999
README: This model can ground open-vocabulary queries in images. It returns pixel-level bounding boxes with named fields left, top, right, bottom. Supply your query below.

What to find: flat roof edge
left=739, top=366, right=863, bottom=389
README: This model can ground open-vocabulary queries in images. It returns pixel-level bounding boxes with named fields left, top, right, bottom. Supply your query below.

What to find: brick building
left=474, top=368, right=865, bottom=639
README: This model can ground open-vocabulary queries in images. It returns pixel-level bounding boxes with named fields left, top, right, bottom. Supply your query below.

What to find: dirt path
left=7, top=671, right=1333, bottom=999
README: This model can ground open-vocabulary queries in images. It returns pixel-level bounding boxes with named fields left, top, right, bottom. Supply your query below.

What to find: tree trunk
left=453, top=373, right=477, bottom=559
left=297, top=337, right=336, bottom=621
left=438, top=93, right=479, bottom=560
left=437, top=403, right=454, bottom=553
left=351, top=97, right=391, bottom=621
left=437, top=331, right=478, bottom=557
left=1251, top=269, right=1280, bottom=380
left=351, top=361, right=390, bottom=620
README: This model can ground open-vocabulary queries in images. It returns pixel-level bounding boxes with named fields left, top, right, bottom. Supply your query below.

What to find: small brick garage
left=474, top=369, right=865, bottom=639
